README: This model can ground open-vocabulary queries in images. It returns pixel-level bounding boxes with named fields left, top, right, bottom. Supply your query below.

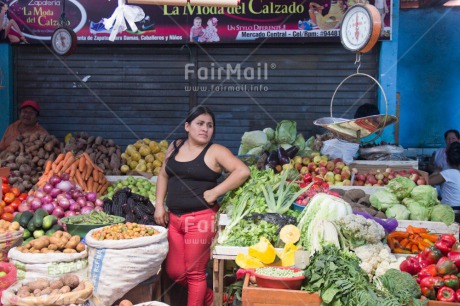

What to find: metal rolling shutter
left=13, top=45, right=191, bottom=148
left=14, top=43, right=378, bottom=152
left=196, top=44, right=379, bottom=153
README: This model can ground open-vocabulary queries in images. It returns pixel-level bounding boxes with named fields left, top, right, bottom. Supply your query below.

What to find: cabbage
left=246, top=146, right=264, bottom=156
left=410, top=185, right=439, bottom=207
left=430, top=204, right=456, bottom=225
left=238, top=144, right=251, bottom=155
left=297, top=193, right=353, bottom=252
left=263, top=127, right=275, bottom=142
left=305, top=136, right=315, bottom=149
left=293, top=133, right=306, bottom=150
left=370, top=189, right=399, bottom=211
left=406, top=200, right=431, bottom=221
left=275, top=120, right=297, bottom=144
left=385, top=204, right=410, bottom=220
left=386, top=177, right=416, bottom=200
left=241, top=130, right=268, bottom=148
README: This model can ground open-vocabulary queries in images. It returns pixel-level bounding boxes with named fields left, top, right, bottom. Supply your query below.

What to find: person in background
left=0, top=1, right=28, bottom=44
left=154, top=106, right=250, bottom=306
left=432, top=129, right=460, bottom=172
left=0, top=100, right=49, bottom=151
left=429, top=142, right=460, bottom=221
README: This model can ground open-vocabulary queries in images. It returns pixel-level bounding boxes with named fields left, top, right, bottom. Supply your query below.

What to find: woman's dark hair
left=444, top=129, right=460, bottom=140
left=167, top=106, right=216, bottom=160
left=354, top=103, right=380, bottom=119
left=446, top=142, right=460, bottom=168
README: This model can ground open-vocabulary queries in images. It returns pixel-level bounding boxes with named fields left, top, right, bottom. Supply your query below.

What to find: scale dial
left=51, top=27, right=77, bottom=56
left=340, top=4, right=381, bottom=53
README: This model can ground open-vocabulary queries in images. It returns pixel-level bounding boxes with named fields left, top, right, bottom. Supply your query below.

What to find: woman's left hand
left=203, top=190, right=218, bottom=205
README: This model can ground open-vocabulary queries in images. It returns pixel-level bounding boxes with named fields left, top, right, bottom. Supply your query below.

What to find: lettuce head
left=370, top=189, right=399, bottom=211
left=385, top=204, right=410, bottom=220
left=387, top=177, right=416, bottom=200
left=406, top=200, right=431, bottom=221
left=275, top=120, right=297, bottom=144
left=410, top=185, right=439, bottom=207
left=430, top=204, right=455, bottom=225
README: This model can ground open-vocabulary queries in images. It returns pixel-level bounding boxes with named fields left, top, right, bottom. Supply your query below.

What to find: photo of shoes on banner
left=98, top=0, right=146, bottom=41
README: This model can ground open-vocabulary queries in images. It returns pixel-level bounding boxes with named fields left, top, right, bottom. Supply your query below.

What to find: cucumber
left=23, top=229, right=31, bottom=240
left=19, top=211, right=34, bottom=228
left=27, top=217, right=36, bottom=232
left=33, top=209, right=49, bottom=229
left=33, top=229, right=45, bottom=239
left=42, top=215, right=58, bottom=230
left=21, top=237, right=34, bottom=246
left=13, top=213, right=22, bottom=223
left=45, top=224, right=64, bottom=236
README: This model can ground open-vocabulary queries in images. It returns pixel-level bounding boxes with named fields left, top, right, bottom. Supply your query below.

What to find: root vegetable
left=76, top=243, right=85, bottom=252
left=50, top=280, right=64, bottom=290
left=41, top=288, right=53, bottom=295
left=60, top=274, right=80, bottom=289
left=72, top=282, right=85, bottom=292
left=58, top=286, right=71, bottom=294
left=28, top=279, right=50, bottom=291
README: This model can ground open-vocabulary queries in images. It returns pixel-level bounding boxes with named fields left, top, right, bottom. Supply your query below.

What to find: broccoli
left=334, top=214, right=386, bottom=250
left=374, top=268, right=422, bottom=303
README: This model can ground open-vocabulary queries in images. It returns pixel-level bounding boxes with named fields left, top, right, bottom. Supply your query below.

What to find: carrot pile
left=37, top=152, right=110, bottom=195
left=387, top=225, right=439, bottom=254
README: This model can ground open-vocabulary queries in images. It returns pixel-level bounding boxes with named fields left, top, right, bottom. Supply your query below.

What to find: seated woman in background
left=432, top=129, right=460, bottom=172
left=429, top=142, right=460, bottom=219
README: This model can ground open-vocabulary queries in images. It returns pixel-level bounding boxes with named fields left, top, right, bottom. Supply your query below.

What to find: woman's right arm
left=154, top=143, right=174, bottom=226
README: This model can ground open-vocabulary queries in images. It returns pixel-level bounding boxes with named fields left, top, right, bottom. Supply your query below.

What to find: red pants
left=166, top=207, right=217, bottom=306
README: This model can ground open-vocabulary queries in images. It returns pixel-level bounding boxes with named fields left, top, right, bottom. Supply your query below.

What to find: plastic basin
left=60, top=215, right=125, bottom=237
left=291, top=202, right=306, bottom=212
left=254, top=267, right=305, bottom=290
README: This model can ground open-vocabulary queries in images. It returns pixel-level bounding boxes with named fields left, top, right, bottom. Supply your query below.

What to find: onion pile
left=19, top=174, right=104, bottom=218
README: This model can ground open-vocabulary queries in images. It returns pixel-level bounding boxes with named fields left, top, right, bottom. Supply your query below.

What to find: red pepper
left=418, top=264, right=438, bottom=279
left=1, top=176, right=8, bottom=184
left=303, top=173, right=313, bottom=184
left=436, top=257, right=459, bottom=276
left=400, top=256, right=422, bottom=275
left=421, top=287, right=436, bottom=300
left=444, top=275, right=460, bottom=290
left=448, top=251, right=460, bottom=270
left=420, top=276, right=444, bottom=290
left=436, top=234, right=457, bottom=255
left=420, top=246, right=443, bottom=265
left=438, top=286, right=456, bottom=302
left=456, top=288, right=460, bottom=302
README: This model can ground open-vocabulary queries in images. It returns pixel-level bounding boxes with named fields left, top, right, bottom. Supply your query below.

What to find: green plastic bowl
left=60, top=215, right=125, bottom=237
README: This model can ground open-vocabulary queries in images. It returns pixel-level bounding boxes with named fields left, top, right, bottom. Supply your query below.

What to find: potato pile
left=64, top=132, right=122, bottom=175
left=0, top=220, right=20, bottom=233
left=0, top=133, right=62, bottom=192
left=120, top=139, right=168, bottom=175
left=16, top=231, right=85, bottom=254
left=14, top=274, right=84, bottom=298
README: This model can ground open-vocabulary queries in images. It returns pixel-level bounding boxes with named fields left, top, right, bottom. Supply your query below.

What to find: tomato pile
left=1, top=176, right=28, bottom=221
left=295, top=175, right=341, bottom=206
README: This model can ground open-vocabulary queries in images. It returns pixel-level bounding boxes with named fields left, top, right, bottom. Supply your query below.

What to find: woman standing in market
left=429, top=142, right=460, bottom=221
left=154, top=106, right=250, bottom=306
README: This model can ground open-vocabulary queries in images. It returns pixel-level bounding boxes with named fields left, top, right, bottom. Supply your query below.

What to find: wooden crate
left=396, top=220, right=459, bottom=237
left=242, top=274, right=321, bottom=306
left=349, top=160, right=419, bottom=171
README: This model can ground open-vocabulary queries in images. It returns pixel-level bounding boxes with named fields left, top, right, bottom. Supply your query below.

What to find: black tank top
left=165, top=142, right=222, bottom=215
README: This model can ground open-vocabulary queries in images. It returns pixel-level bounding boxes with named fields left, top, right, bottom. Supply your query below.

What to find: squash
left=278, top=243, right=298, bottom=267
left=248, top=237, right=277, bottom=264
left=279, top=224, right=301, bottom=244
left=235, top=253, right=265, bottom=269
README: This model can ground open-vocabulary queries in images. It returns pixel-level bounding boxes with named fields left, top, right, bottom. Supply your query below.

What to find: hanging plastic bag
left=320, top=139, right=359, bottom=164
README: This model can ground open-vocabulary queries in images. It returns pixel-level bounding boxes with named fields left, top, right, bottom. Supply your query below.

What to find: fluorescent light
left=444, top=0, right=460, bottom=6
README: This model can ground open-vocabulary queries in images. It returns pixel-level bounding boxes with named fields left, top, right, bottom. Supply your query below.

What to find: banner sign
left=6, top=0, right=392, bottom=44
